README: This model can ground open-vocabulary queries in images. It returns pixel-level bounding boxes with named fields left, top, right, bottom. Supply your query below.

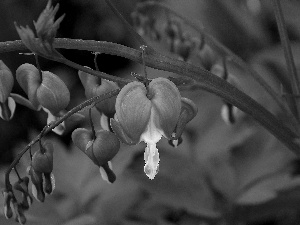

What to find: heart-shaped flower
left=16, top=63, right=70, bottom=116
left=72, top=128, right=120, bottom=183
left=111, top=77, right=182, bottom=179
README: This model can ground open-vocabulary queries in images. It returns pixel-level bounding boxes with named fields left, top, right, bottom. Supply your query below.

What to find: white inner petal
left=140, top=107, right=163, bottom=180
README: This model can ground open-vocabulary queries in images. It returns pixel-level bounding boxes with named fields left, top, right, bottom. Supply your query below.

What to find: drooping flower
left=111, top=77, right=197, bottom=180
left=72, top=128, right=120, bottom=183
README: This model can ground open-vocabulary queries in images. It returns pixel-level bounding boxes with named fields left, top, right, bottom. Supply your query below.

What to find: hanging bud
left=27, top=166, right=45, bottom=202
left=78, top=70, right=118, bottom=117
left=168, top=136, right=183, bottom=148
left=173, top=33, right=196, bottom=61
left=37, top=71, right=70, bottom=115
left=2, top=189, right=13, bottom=219
left=32, top=141, right=53, bottom=174
left=16, top=63, right=41, bottom=109
left=111, top=78, right=182, bottom=179
left=172, top=97, right=198, bottom=139
left=72, top=128, right=120, bottom=183
left=197, top=44, right=218, bottom=70
left=11, top=199, right=26, bottom=225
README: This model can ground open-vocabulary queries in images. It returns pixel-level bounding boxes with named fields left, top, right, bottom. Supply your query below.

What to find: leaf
left=61, top=214, right=96, bottom=225
left=126, top=148, right=220, bottom=218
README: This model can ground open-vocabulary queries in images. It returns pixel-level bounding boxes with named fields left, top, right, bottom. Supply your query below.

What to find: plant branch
left=5, top=89, right=120, bottom=189
left=137, top=1, right=296, bottom=125
left=272, top=0, right=300, bottom=119
left=1, top=39, right=300, bottom=156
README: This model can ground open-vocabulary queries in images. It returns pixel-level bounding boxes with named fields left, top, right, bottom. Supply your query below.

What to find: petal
left=0, top=60, right=14, bottom=103
left=44, top=107, right=65, bottom=135
left=0, top=97, right=16, bottom=121
left=110, top=118, right=137, bottom=145
left=144, top=142, right=160, bottom=180
left=148, top=77, right=181, bottom=138
left=115, top=81, right=151, bottom=143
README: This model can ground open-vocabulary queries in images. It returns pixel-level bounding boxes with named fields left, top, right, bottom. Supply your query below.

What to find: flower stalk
left=5, top=89, right=120, bottom=189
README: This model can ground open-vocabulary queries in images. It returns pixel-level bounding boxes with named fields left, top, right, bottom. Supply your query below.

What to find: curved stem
left=1, top=39, right=299, bottom=156
left=5, top=89, right=120, bottom=189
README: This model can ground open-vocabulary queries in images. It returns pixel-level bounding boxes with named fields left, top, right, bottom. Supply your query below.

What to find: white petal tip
left=31, top=184, right=40, bottom=202
left=99, top=167, right=112, bottom=184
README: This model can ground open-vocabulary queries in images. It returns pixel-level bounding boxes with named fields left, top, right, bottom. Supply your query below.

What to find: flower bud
left=32, top=141, right=53, bottom=174
left=34, top=0, right=65, bottom=45
left=16, top=63, right=41, bottom=109
left=197, top=44, right=217, bottom=70
left=37, top=71, right=70, bottom=115
left=27, top=166, right=45, bottom=202
left=2, top=189, right=13, bottom=219
left=172, top=97, right=198, bottom=139
left=78, top=70, right=118, bottom=117
left=11, top=199, right=26, bottom=225
left=0, top=60, right=14, bottom=104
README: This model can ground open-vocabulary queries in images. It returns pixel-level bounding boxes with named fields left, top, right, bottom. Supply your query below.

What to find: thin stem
left=140, top=45, right=148, bottom=80
left=34, top=54, right=42, bottom=77
left=89, top=108, right=96, bottom=139
left=93, top=52, right=100, bottom=71
left=272, top=0, right=300, bottom=119
left=14, top=166, right=21, bottom=180
left=5, top=89, right=120, bottom=189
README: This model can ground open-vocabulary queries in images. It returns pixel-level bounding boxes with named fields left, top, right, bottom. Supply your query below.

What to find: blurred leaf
left=62, top=214, right=96, bottom=225
left=126, top=148, right=220, bottom=218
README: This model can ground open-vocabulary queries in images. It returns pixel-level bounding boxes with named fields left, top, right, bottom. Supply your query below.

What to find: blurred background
left=1, top=0, right=300, bottom=224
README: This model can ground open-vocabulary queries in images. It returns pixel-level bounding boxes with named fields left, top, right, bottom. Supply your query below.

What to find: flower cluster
left=1, top=1, right=200, bottom=224
left=2, top=141, right=55, bottom=225
left=131, top=8, right=218, bottom=68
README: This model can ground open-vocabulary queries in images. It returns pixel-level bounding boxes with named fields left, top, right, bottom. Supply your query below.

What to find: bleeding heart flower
left=72, top=128, right=120, bottom=183
left=111, top=77, right=184, bottom=180
left=31, top=141, right=55, bottom=197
